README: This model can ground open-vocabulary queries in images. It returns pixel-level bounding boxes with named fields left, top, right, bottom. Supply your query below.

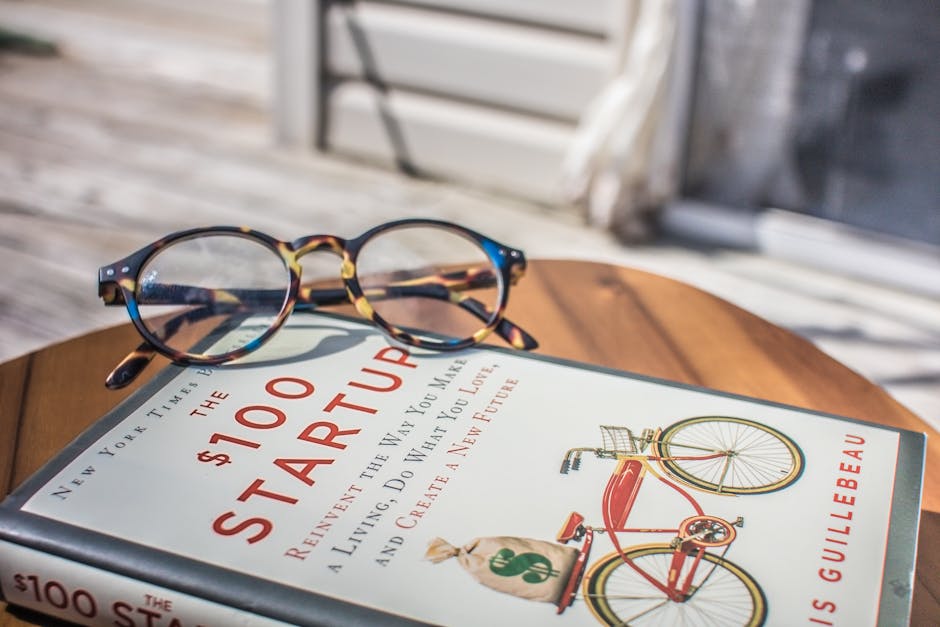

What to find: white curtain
left=561, top=0, right=681, bottom=240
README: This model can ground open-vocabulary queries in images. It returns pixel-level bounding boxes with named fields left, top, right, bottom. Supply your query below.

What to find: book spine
left=0, top=540, right=288, bottom=626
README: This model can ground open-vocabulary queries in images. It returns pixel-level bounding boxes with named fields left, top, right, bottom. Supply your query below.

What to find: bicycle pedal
left=557, top=512, right=586, bottom=543
left=734, top=516, right=744, bottom=528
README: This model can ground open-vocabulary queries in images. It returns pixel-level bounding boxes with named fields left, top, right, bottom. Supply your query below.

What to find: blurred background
left=0, top=0, right=938, bottom=426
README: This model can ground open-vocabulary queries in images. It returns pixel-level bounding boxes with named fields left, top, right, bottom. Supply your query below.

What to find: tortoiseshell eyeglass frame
left=98, top=218, right=538, bottom=389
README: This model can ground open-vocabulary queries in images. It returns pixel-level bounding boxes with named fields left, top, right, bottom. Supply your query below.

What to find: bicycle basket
left=598, top=425, right=639, bottom=456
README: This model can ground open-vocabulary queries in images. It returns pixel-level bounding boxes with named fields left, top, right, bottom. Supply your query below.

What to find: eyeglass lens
left=354, top=224, right=501, bottom=346
left=135, top=234, right=290, bottom=358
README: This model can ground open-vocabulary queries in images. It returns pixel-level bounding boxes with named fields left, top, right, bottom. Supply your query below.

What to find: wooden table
left=1, top=259, right=937, bottom=625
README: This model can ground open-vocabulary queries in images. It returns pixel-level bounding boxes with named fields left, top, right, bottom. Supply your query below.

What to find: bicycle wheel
left=583, top=544, right=766, bottom=626
left=654, top=416, right=803, bottom=494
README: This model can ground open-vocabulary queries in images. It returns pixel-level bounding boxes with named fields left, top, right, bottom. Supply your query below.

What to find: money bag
left=426, top=536, right=579, bottom=603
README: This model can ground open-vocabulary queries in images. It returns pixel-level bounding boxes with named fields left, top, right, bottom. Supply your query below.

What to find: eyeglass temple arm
left=395, top=267, right=537, bottom=349
left=104, top=304, right=234, bottom=389
left=105, top=340, right=158, bottom=389
left=458, top=296, right=539, bottom=350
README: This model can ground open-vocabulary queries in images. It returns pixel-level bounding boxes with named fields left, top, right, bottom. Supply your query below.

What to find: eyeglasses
left=98, top=218, right=538, bottom=389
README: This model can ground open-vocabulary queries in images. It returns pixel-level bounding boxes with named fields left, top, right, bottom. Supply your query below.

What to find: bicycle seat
left=557, top=511, right=586, bottom=543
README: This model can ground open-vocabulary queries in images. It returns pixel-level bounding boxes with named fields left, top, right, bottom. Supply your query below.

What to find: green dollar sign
left=488, top=548, right=559, bottom=584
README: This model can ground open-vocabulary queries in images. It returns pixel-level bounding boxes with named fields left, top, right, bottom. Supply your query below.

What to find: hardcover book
left=0, top=314, right=925, bottom=626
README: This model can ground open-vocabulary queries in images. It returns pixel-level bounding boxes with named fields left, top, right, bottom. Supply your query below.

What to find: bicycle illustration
left=552, top=416, right=804, bottom=626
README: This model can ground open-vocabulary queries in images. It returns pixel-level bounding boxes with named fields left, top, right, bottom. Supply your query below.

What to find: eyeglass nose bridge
left=291, top=234, right=348, bottom=257
left=290, top=234, right=356, bottom=276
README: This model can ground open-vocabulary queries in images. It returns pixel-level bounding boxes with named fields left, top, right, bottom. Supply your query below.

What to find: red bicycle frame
left=556, top=443, right=739, bottom=613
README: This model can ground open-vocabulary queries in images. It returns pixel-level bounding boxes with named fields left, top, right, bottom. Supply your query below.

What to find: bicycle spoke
left=715, top=455, right=732, bottom=493
left=624, top=598, right=671, bottom=624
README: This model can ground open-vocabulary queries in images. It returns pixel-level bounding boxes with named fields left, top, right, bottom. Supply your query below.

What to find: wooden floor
left=1, top=0, right=939, bottom=428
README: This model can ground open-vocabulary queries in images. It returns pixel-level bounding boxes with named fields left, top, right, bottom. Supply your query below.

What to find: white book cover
left=0, top=314, right=924, bottom=626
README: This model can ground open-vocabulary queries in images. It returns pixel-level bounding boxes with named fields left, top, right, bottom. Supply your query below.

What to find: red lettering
left=209, top=432, right=261, bottom=449
left=237, top=478, right=298, bottom=504
left=836, top=477, right=858, bottom=490
left=812, top=599, right=837, bottom=613
left=818, top=567, right=842, bottom=582
left=833, top=493, right=856, bottom=506
left=235, top=405, right=287, bottom=429
left=266, top=377, right=315, bottom=399
left=298, top=421, right=360, bottom=449
left=839, top=461, right=861, bottom=473
left=374, top=346, right=418, bottom=368
left=212, top=512, right=273, bottom=543
left=348, top=367, right=403, bottom=392
left=822, top=547, right=845, bottom=562
left=44, top=581, right=68, bottom=609
left=137, top=606, right=161, bottom=627
left=112, top=601, right=135, bottom=627
left=273, top=457, right=334, bottom=486
left=322, top=393, right=376, bottom=415
left=285, top=547, right=310, bottom=560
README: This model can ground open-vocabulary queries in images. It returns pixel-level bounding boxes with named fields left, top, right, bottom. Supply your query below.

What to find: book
left=0, top=313, right=925, bottom=626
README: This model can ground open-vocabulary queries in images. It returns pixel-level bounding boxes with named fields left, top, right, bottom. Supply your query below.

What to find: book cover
left=0, top=314, right=924, bottom=626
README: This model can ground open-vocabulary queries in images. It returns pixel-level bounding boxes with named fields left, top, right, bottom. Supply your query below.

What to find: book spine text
left=0, top=541, right=287, bottom=626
